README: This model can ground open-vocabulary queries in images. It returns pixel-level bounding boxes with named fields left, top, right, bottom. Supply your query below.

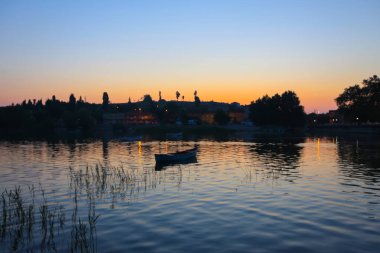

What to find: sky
left=1, top=0, right=379, bottom=112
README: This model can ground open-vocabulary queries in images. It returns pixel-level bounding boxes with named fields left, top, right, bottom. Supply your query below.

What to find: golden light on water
left=138, top=141, right=142, bottom=155
left=317, top=138, right=320, bottom=161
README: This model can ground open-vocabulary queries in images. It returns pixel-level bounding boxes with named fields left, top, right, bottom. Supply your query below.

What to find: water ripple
left=0, top=137, right=380, bottom=252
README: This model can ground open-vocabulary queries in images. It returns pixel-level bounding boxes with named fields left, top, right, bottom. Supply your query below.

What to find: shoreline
left=1, top=124, right=380, bottom=141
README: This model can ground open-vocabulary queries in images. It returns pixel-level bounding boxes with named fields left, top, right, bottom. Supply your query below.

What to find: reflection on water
left=102, top=138, right=109, bottom=162
left=338, top=138, right=380, bottom=180
left=249, top=138, right=304, bottom=182
left=0, top=136, right=380, bottom=253
left=155, top=157, right=198, bottom=171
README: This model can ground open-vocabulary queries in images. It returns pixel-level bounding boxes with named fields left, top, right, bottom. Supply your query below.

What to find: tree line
left=0, top=94, right=103, bottom=137
left=0, top=74, right=378, bottom=137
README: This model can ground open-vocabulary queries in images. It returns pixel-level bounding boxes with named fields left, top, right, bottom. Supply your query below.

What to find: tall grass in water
left=1, top=163, right=185, bottom=252
left=0, top=185, right=99, bottom=253
left=68, top=163, right=177, bottom=205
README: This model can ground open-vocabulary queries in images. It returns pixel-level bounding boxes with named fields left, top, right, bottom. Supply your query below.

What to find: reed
left=0, top=184, right=99, bottom=253
left=1, top=162, right=185, bottom=252
left=73, top=163, right=182, bottom=196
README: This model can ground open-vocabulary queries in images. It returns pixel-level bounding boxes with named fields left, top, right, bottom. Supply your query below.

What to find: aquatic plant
left=0, top=185, right=99, bottom=253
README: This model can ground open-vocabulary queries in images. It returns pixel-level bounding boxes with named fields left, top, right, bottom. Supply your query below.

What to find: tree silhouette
left=336, top=75, right=380, bottom=122
left=194, top=96, right=200, bottom=106
left=69, top=94, right=76, bottom=111
left=249, top=91, right=305, bottom=127
left=36, top=99, right=43, bottom=109
left=143, top=94, right=153, bottom=103
left=102, top=92, right=109, bottom=110
left=69, top=94, right=76, bottom=104
left=176, top=91, right=180, bottom=101
left=280, top=91, right=305, bottom=127
left=141, top=94, right=154, bottom=111
left=194, top=90, right=200, bottom=106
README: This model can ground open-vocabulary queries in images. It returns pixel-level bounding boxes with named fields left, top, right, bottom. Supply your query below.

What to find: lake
left=0, top=135, right=379, bottom=253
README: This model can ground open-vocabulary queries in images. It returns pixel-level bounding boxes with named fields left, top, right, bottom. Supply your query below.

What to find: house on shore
left=103, top=100, right=250, bottom=127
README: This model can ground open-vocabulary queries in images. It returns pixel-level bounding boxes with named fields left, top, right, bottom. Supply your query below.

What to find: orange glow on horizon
left=0, top=82, right=339, bottom=113
left=0, top=73, right=363, bottom=113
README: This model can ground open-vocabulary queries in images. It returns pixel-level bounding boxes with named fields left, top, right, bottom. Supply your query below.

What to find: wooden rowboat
left=155, top=147, right=197, bottom=164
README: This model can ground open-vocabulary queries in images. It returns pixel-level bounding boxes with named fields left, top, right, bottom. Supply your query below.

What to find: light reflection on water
left=0, top=136, right=380, bottom=253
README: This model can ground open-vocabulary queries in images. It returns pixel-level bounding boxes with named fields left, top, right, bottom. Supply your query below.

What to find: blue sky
left=1, top=0, right=380, bottom=111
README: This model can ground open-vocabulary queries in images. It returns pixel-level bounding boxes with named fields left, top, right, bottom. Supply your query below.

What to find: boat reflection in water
left=155, top=156, right=197, bottom=170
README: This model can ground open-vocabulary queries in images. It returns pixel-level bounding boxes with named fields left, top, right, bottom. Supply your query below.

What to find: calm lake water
left=0, top=135, right=379, bottom=253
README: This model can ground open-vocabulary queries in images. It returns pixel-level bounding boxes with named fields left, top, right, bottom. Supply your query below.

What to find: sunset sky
left=1, top=0, right=379, bottom=112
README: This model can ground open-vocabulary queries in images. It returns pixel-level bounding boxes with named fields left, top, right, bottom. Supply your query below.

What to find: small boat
left=155, top=147, right=197, bottom=164
left=166, top=132, right=183, bottom=139
left=119, top=135, right=142, bottom=142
